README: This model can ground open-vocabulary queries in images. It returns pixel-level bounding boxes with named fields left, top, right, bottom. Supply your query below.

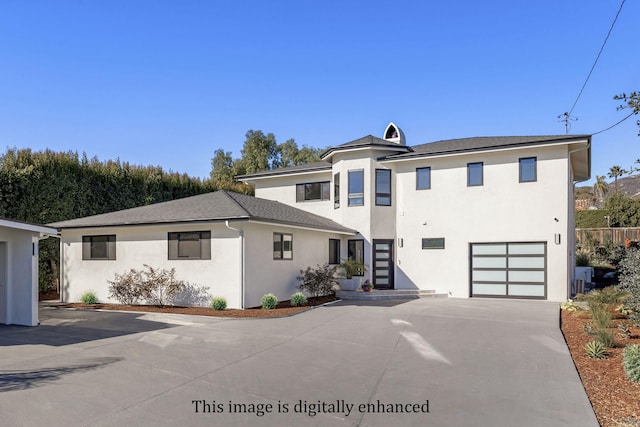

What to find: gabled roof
left=236, top=161, right=332, bottom=180
left=48, top=191, right=355, bottom=234
left=384, top=135, right=590, bottom=160
left=320, top=135, right=412, bottom=159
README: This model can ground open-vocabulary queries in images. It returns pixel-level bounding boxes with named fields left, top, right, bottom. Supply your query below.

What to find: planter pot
left=362, top=286, right=373, bottom=292
left=339, top=278, right=360, bottom=291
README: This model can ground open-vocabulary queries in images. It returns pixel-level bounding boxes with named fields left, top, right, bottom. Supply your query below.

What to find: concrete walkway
left=0, top=298, right=597, bottom=426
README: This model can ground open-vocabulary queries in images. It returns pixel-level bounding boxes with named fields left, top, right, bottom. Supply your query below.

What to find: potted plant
left=361, top=279, right=373, bottom=292
left=338, top=258, right=367, bottom=291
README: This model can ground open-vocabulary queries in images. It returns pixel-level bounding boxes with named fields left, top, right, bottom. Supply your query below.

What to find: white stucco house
left=0, top=218, right=58, bottom=326
left=51, top=123, right=591, bottom=307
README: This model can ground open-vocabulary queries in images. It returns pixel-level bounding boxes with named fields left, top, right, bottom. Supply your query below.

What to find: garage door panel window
left=508, top=284, right=545, bottom=297
left=472, top=283, right=506, bottom=295
left=509, top=257, right=545, bottom=268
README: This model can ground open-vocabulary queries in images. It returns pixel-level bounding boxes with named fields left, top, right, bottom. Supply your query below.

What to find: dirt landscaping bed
left=48, top=295, right=339, bottom=318
left=561, top=309, right=640, bottom=427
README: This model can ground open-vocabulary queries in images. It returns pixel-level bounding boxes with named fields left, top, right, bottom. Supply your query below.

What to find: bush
left=561, top=301, right=581, bottom=312
left=623, top=344, right=640, bottom=382
left=618, top=249, right=640, bottom=323
left=618, top=322, right=632, bottom=339
left=594, top=329, right=616, bottom=348
left=297, top=263, right=338, bottom=297
left=261, top=293, right=278, bottom=310
left=108, top=265, right=186, bottom=307
left=584, top=340, right=609, bottom=359
left=210, top=297, right=227, bottom=311
left=576, top=252, right=590, bottom=267
left=80, top=292, right=97, bottom=304
left=584, top=287, right=629, bottom=304
left=290, top=292, right=307, bottom=307
left=591, top=303, right=612, bottom=329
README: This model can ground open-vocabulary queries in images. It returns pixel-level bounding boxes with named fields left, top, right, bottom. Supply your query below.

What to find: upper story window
left=416, top=167, right=431, bottom=190
left=296, top=181, right=330, bottom=202
left=168, top=231, right=211, bottom=260
left=519, top=157, right=537, bottom=182
left=348, top=170, right=364, bottom=206
left=334, top=173, right=340, bottom=209
left=273, top=233, right=293, bottom=260
left=467, top=162, right=483, bottom=187
left=375, top=169, right=391, bottom=206
left=82, top=235, right=116, bottom=260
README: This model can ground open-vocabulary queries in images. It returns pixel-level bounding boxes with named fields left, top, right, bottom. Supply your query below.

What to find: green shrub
left=261, top=293, right=278, bottom=310
left=591, top=303, right=612, bottom=329
left=108, top=265, right=186, bottom=307
left=617, top=304, right=634, bottom=316
left=618, top=322, right=632, bottom=339
left=561, top=301, right=581, bottom=312
left=623, top=344, right=640, bottom=382
left=594, top=329, right=616, bottom=348
left=584, top=340, right=609, bottom=359
left=585, top=287, right=629, bottom=304
left=297, top=263, right=338, bottom=297
left=210, top=297, right=227, bottom=311
left=618, top=249, right=640, bottom=323
left=80, top=292, right=97, bottom=304
left=290, top=292, right=307, bottom=307
left=575, top=252, right=591, bottom=267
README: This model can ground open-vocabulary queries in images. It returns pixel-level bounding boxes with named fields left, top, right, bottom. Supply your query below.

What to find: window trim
left=375, top=169, right=392, bottom=206
left=273, top=232, right=293, bottom=260
left=82, top=235, right=116, bottom=260
left=347, top=239, right=365, bottom=276
left=519, top=157, right=537, bottom=183
left=416, top=167, right=431, bottom=190
left=329, top=239, right=340, bottom=264
left=296, top=181, right=330, bottom=202
left=168, top=231, right=211, bottom=260
left=348, top=169, right=364, bottom=207
left=467, top=162, right=484, bottom=187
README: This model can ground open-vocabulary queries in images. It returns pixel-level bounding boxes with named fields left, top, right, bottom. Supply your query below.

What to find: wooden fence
left=575, top=227, right=640, bottom=247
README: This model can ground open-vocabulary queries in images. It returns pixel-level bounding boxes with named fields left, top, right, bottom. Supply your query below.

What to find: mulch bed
left=561, top=309, right=640, bottom=427
left=48, top=295, right=339, bottom=318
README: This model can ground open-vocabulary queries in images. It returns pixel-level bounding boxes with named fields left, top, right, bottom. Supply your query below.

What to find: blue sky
left=1, top=1, right=638, bottom=185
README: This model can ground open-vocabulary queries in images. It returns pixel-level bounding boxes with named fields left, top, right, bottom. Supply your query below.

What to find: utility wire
left=591, top=111, right=635, bottom=135
left=568, top=0, right=626, bottom=116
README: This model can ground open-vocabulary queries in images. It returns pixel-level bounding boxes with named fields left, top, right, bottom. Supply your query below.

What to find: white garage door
left=471, top=242, right=547, bottom=299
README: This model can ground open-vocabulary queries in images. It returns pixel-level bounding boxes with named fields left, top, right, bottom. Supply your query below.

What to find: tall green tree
left=593, top=175, right=609, bottom=207
left=608, top=165, right=627, bottom=193
left=238, top=130, right=279, bottom=175
left=604, top=193, right=640, bottom=227
left=210, top=149, right=235, bottom=182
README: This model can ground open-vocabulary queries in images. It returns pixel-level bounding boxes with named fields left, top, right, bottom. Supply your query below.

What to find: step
left=335, top=289, right=448, bottom=301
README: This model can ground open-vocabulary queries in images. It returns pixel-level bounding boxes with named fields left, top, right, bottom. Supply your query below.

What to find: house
left=52, top=123, right=591, bottom=306
left=0, top=218, right=58, bottom=326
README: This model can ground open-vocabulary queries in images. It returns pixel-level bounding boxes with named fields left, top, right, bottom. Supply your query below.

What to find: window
left=168, top=231, right=211, bottom=260
left=82, top=235, right=116, bottom=260
left=273, top=233, right=293, bottom=260
left=334, top=173, right=340, bottom=209
left=467, top=162, right=483, bottom=186
left=348, top=170, right=364, bottom=206
left=416, top=167, right=431, bottom=190
left=519, top=157, right=537, bottom=182
left=347, top=239, right=365, bottom=276
left=329, top=239, right=340, bottom=264
left=422, top=238, right=445, bottom=250
left=296, top=182, right=330, bottom=202
left=375, top=169, right=391, bottom=206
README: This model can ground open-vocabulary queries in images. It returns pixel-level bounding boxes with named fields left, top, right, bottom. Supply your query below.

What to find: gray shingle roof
left=384, top=135, right=591, bottom=160
left=320, top=135, right=412, bottom=159
left=49, top=191, right=356, bottom=234
left=236, top=161, right=332, bottom=180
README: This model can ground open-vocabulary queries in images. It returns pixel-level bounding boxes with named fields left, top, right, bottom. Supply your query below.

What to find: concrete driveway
left=0, top=298, right=597, bottom=426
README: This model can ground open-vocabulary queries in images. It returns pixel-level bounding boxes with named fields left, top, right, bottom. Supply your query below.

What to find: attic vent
left=383, top=122, right=406, bottom=145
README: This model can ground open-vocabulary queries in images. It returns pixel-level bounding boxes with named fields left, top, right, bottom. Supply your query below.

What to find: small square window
left=519, top=157, right=537, bottom=182
left=416, top=167, right=431, bottom=190
left=273, top=233, right=293, bottom=260
left=467, top=162, right=483, bottom=187
left=168, top=231, right=211, bottom=260
left=82, top=235, right=116, bottom=260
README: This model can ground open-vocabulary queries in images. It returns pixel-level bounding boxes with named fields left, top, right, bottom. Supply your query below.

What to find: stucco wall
left=61, top=223, right=242, bottom=307
left=394, top=145, right=571, bottom=300
left=0, top=227, right=39, bottom=326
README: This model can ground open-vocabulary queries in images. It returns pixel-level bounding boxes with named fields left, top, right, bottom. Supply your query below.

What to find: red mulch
left=48, top=295, right=338, bottom=318
left=561, top=309, right=640, bottom=427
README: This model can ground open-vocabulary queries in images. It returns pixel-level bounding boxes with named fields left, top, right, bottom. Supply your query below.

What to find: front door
left=373, top=239, right=394, bottom=289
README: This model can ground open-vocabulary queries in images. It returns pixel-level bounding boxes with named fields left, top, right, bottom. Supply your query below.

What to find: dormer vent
left=383, top=122, right=406, bottom=145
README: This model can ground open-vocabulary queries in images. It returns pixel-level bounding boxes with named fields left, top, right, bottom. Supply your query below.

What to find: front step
left=335, top=289, right=448, bottom=301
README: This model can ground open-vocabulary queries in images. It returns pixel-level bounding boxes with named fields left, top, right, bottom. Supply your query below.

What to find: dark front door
left=373, top=239, right=394, bottom=289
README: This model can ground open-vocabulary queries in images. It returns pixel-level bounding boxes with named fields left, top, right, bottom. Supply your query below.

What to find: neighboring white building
left=0, top=218, right=58, bottom=326
left=52, top=123, right=591, bottom=306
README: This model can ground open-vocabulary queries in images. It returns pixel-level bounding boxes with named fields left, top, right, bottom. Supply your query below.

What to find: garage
left=470, top=242, right=547, bottom=299
left=0, top=218, right=58, bottom=326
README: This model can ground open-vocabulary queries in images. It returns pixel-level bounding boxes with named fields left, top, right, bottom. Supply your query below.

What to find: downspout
left=225, top=221, right=245, bottom=309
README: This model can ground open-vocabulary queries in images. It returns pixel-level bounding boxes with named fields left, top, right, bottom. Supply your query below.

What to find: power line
left=567, top=0, right=626, bottom=116
left=591, top=111, right=635, bottom=135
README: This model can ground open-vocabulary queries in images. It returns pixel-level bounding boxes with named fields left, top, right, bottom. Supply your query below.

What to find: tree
left=276, top=138, right=323, bottom=168
left=604, top=193, right=640, bottom=227
left=209, top=149, right=234, bottom=182
left=608, top=165, right=627, bottom=193
left=614, top=91, right=640, bottom=136
left=238, top=130, right=279, bottom=174
left=593, top=175, right=609, bottom=207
